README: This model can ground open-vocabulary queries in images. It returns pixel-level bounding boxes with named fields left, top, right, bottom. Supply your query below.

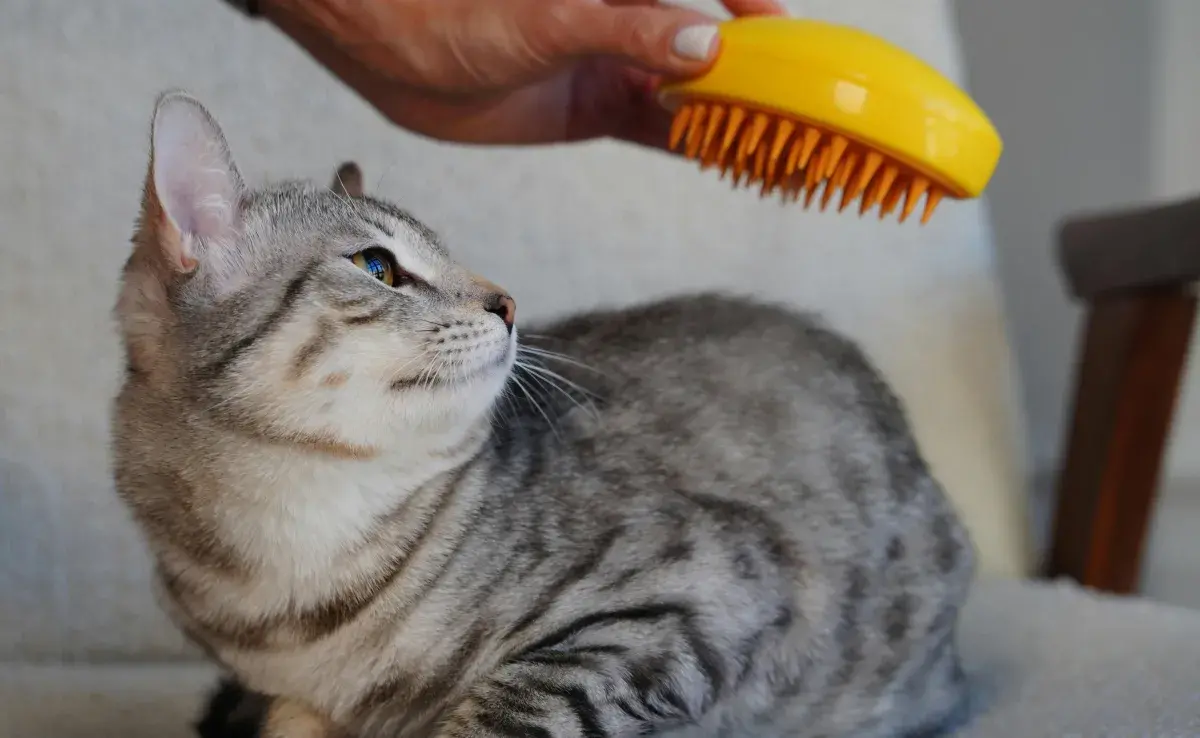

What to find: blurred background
left=954, top=0, right=1200, bottom=609
left=0, top=0, right=1196, bottom=674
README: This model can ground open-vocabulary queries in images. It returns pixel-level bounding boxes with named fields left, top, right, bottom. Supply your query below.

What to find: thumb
left=551, top=3, right=723, bottom=75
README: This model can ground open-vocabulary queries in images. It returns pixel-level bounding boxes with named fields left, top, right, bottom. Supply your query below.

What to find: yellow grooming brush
left=657, top=17, right=1002, bottom=224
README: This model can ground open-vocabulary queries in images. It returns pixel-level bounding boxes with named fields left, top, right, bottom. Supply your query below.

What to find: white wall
left=1144, top=0, right=1200, bottom=609
left=1152, top=0, right=1200, bottom=468
left=1152, top=1, right=1200, bottom=205
left=953, top=0, right=1156, bottom=476
left=954, top=0, right=1200, bottom=608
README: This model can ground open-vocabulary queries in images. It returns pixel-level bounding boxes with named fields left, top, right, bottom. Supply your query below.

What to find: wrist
left=255, top=0, right=352, bottom=27
left=220, top=0, right=261, bottom=17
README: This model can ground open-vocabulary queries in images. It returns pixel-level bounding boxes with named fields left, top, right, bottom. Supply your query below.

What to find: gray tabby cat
left=113, top=91, right=976, bottom=738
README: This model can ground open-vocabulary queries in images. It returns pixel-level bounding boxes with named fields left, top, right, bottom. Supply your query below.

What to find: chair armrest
left=1059, top=194, right=1200, bottom=300
left=1045, top=194, right=1200, bottom=594
left=1043, top=290, right=1195, bottom=593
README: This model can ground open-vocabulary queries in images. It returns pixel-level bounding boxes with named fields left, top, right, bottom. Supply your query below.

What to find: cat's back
left=524, top=293, right=933, bottom=513
left=523, top=292, right=963, bottom=529
left=534, top=292, right=915, bottom=446
left=532, top=292, right=861, bottom=390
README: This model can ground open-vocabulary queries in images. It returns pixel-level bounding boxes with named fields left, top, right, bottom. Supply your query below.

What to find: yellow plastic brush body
left=657, top=17, right=1002, bottom=224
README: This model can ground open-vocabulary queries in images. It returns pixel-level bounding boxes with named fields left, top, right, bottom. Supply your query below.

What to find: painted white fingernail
left=672, top=25, right=719, bottom=61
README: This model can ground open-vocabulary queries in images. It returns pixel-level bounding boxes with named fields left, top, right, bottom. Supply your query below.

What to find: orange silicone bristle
left=669, top=100, right=950, bottom=224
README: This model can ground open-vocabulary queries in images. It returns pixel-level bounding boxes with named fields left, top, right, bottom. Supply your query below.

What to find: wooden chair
left=1044, top=194, right=1200, bottom=594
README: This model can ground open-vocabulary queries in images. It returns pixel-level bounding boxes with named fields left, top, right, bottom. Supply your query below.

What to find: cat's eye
left=350, top=247, right=403, bottom=287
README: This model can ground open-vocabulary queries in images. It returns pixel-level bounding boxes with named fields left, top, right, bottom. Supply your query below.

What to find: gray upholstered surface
left=954, top=579, right=1200, bottom=737
left=3, top=579, right=1199, bottom=738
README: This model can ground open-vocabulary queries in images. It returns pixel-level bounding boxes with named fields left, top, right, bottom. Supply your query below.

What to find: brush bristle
left=669, top=101, right=947, bottom=224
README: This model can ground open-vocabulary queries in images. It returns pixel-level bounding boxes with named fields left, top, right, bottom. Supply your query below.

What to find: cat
left=113, top=91, right=977, bottom=738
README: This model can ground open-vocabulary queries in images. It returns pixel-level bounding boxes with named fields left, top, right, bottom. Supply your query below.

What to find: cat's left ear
left=145, top=91, right=245, bottom=273
left=330, top=161, right=364, bottom=198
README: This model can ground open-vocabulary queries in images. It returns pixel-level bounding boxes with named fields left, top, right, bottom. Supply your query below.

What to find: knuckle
left=542, top=3, right=668, bottom=60
left=607, top=11, right=664, bottom=56
left=537, top=3, right=588, bottom=55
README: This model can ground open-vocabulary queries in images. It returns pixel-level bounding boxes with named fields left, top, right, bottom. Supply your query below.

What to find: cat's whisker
left=416, top=354, right=441, bottom=393
left=373, top=156, right=405, bottom=194
left=516, top=363, right=596, bottom=421
left=514, top=359, right=594, bottom=407
left=388, top=351, right=438, bottom=393
left=509, top=373, right=560, bottom=440
left=429, top=352, right=458, bottom=391
left=331, top=167, right=358, bottom=204
left=514, top=362, right=560, bottom=402
left=490, top=382, right=518, bottom=430
left=516, top=361, right=601, bottom=403
left=516, top=345, right=603, bottom=375
left=389, top=351, right=433, bottom=386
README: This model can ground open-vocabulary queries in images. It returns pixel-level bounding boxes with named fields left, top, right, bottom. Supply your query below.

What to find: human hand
left=261, top=0, right=787, bottom=151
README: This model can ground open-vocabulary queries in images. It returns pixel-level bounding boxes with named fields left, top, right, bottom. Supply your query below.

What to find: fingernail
left=672, top=25, right=720, bottom=61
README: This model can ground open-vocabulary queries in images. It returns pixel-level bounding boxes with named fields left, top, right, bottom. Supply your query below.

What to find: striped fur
left=114, top=94, right=977, bottom=738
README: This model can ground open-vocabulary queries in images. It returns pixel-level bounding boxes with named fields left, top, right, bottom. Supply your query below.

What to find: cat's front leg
left=263, top=697, right=343, bottom=738
left=433, top=642, right=718, bottom=738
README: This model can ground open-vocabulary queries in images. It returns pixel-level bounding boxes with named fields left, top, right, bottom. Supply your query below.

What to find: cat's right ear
left=141, top=91, right=246, bottom=274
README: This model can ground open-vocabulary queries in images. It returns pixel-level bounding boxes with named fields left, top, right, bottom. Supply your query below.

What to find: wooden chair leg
left=1044, top=287, right=1197, bottom=594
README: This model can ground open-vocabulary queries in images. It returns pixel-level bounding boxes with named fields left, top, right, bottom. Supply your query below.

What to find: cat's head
left=117, top=91, right=516, bottom=456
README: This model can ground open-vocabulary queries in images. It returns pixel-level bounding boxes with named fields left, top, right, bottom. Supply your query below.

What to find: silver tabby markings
left=114, top=91, right=977, bottom=738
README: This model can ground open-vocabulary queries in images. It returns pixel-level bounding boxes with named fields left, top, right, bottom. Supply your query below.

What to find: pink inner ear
left=152, top=98, right=243, bottom=244
left=162, top=176, right=234, bottom=238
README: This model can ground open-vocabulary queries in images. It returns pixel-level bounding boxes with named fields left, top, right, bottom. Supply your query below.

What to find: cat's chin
left=448, top=358, right=512, bottom=391
left=451, top=336, right=515, bottom=385
left=429, top=354, right=514, bottom=426
left=460, top=341, right=516, bottom=389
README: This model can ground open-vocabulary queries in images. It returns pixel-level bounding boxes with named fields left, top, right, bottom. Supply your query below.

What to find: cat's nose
left=486, top=293, right=516, bottom=334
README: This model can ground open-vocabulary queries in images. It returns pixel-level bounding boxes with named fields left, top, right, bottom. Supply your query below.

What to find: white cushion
left=5, top=580, right=1199, bottom=737
left=0, top=0, right=1029, bottom=659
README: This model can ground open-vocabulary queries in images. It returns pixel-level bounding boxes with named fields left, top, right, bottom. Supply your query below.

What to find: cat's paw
left=263, top=698, right=339, bottom=738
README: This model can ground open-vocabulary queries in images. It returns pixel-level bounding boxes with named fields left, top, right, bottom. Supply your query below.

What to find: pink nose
left=487, top=294, right=516, bottom=333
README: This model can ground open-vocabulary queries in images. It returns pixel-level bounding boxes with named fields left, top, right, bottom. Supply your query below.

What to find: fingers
left=603, top=0, right=788, bottom=17
left=720, top=0, right=789, bottom=16
left=552, top=0, right=789, bottom=77
left=552, top=2, right=725, bottom=75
